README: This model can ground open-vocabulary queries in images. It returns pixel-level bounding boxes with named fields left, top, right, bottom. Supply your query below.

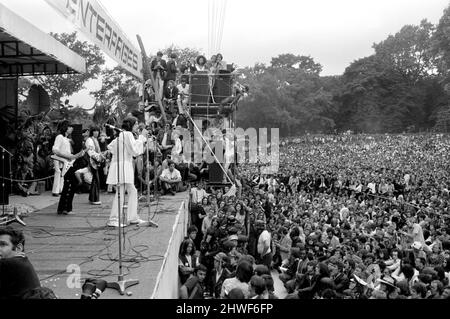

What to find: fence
left=150, top=194, right=189, bottom=299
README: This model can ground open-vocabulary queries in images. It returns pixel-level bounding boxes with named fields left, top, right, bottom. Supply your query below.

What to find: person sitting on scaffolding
left=207, top=55, right=219, bottom=103
left=215, top=53, right=228, bottom=71
left=164, top=53, right=178, bottom=91
left=195, top=55, right=208, bottom=73
left=180, top=59, right=197, bottom=83
left=157, top=123, right=174, bottom=159
left=218, top=82, right=249, bottom=117
left=177, top=77, right=190, bottom=114
left=141, top=80, right=159, bottom=121
left=163, top=80, right=179, bottom=114
left=172, top=109, right=189, bottom=130
left=14, top=156, right=39, bottom=197
left=150, top=51, right=167, bottom=101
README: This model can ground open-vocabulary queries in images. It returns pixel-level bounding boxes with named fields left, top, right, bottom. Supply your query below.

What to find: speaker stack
left=190, top=74, right=210, bottom=104
left=213, top=74, right=232, bottom=103
left=209, top=162, right=224, bottom=184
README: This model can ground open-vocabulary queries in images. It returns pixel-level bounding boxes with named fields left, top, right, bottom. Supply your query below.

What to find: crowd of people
left=179, top=134, right=450, bottom=299
left=4, top=52, right=450, bottom=301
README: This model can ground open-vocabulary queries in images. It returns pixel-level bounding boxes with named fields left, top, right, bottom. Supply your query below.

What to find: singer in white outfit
left=106, top=117, right=147, bottom=227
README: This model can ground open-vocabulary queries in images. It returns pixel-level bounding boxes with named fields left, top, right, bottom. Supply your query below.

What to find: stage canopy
left=0, top=3, right=86, bottom=77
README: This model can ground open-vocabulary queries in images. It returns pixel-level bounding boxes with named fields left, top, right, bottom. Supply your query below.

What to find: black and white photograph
left=0, top=0, right=450, bottom=312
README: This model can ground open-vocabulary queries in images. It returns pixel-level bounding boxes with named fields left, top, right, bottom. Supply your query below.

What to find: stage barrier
left=151, top=195, right=189, bottom=299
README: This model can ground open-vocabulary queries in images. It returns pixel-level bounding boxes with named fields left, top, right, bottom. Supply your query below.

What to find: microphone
left=105, top=124, right=123, bottom=132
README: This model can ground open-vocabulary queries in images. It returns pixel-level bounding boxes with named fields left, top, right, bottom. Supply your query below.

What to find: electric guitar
left=51, top=151, right=84, bottom=177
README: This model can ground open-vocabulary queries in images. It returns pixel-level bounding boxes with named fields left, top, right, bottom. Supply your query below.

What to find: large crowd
left=180, top=134, right=450, bottom=299
left=3, top=52, right=450, bottom=300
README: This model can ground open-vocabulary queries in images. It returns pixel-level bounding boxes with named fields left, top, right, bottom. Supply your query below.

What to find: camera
left=80, top=278, right=107, bottom=299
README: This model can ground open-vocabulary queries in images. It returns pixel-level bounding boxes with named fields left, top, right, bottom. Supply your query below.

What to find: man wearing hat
left=256, top=220, right=272, bottom=269
left=377, top=276, right=399, bottom=298
left=208, top=252, right=231, bottom=299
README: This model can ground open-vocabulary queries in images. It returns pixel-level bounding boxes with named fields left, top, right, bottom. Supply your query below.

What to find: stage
left=8, top=190, right=189, bottom=299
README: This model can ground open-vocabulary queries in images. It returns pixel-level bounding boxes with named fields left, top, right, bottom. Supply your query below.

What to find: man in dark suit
left=157, top=123, right=173, bottom=159
left=164, top=53, right=178, bottom=90
left=151, top=51, right=167, bottom=100
left=207, top=252, right=231, bottom=299
left=164, top=80, right=179, bottom=114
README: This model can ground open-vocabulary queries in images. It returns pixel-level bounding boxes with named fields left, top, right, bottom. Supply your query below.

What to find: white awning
left=0, top=3, right=86, bottom=77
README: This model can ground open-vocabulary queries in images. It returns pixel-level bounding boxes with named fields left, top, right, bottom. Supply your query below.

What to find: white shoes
left=129, top=219, right=147, bottom=225
left=107, top=221, right=125, bottom=228
left=90, top=201, right=102, bottom=206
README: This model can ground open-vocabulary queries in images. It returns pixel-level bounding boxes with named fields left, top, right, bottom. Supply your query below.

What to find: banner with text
left=45, top=0, right=143, bottom=80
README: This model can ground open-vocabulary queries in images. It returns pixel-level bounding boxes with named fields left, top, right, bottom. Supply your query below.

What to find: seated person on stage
left=0, top=227, right=42, bottom=299
left=160, top=161, right=182, bottom=196
left=157, top=123, right=174, bottom=158
left=74, top=166, right=92, bottom=194
left=173, top=112, right=189, bottom=130
left=145, top=110, right=162, bottom=127
left=176, top=77, right=190, bottom=114
left=163, top=80, right=179, bottom=114
left=14, top=160, right=39, bottom=197
left=219, top=82, right=249, bottom=116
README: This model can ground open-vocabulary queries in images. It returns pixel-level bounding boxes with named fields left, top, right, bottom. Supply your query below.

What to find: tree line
left=237, top=5, right=450, bottom=135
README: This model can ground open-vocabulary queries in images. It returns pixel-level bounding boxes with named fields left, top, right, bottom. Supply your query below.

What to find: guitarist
left=85, top=126, right=104, bottom=206
left=53, top=121, right=85, bottom=215
left=51, top=121, right=73, bottom=196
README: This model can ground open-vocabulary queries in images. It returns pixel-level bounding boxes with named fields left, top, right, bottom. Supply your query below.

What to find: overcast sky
left=1, top=0, right=449, bottom=106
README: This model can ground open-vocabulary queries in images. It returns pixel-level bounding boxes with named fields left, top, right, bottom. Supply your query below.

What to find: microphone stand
left=107, top=129, right=139, bottom=295
left=139, top=135, right=158, bottom=228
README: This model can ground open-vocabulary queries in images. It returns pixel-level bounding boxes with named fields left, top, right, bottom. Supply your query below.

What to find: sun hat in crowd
left=377, top=276, right=398, bottom=290
left=353, top=274, right=368, bottom=286
left=229, top=234, right=239, bottom=242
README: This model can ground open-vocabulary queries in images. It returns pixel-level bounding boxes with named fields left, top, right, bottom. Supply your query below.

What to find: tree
left=238, top=57, right=333, bottom=135
left=373, top=20, right=437, bottom=84
left=34, top=32, right=105, bottom=106
left=161, top=45, right=202, bottom=64
left=432, top=4, right=450, bottom=81
left=91, top=66, right=141, bottom=125
left=270, top=53, right=323, bottom=75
